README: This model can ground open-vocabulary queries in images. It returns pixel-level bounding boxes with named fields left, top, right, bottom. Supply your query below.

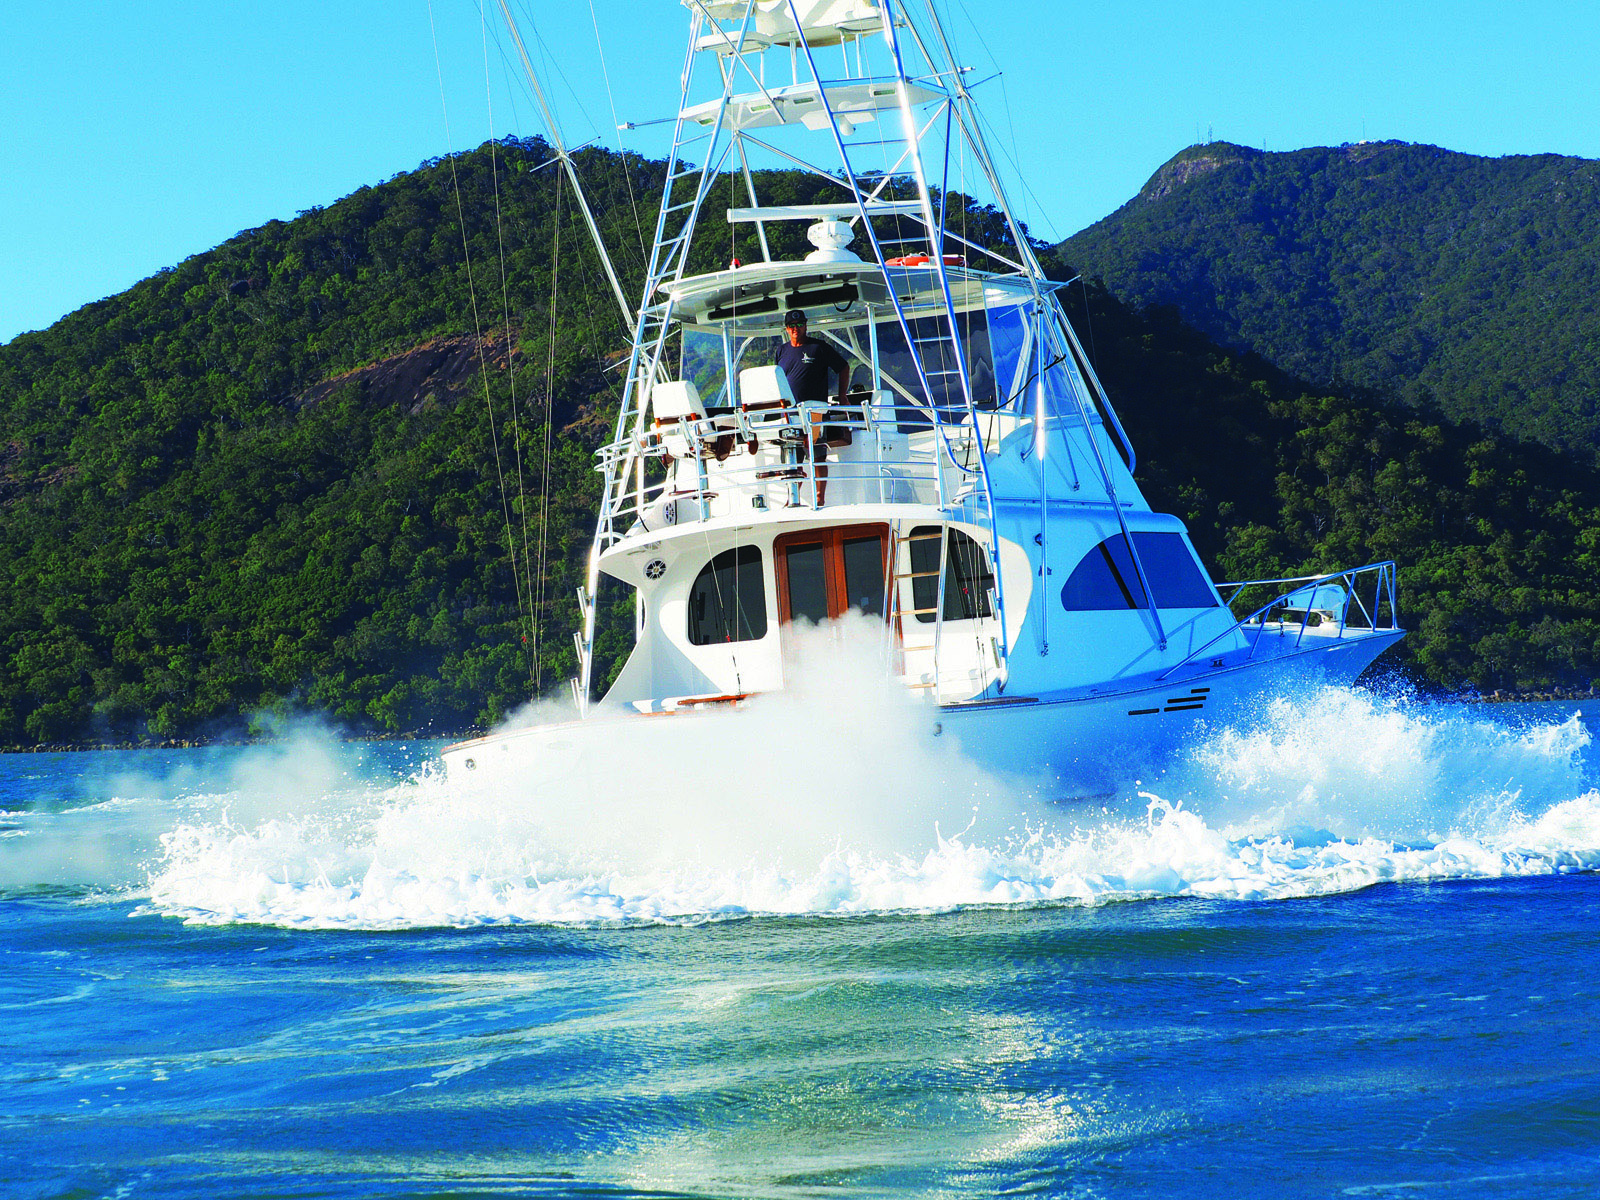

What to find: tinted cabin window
left=781, top=542, right=830, bottom=625
left=876, top=312, right=996, bottom=426
left=909, top=527, right=996, bottom=623
left=1060, top=533, right=1218, bottom=612
left=688, top=546, right=767, bottom=644
left=841, top=534, right=887, bottom=617
left=1060, top=538, right=1143, bottom=611
left=1134, top=533, right=1218, bottom=608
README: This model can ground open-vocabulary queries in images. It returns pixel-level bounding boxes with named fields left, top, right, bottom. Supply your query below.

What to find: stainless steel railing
left=1157, top=561, right=1400, bottom=680
left=592, top=399, right=1005, bottom=542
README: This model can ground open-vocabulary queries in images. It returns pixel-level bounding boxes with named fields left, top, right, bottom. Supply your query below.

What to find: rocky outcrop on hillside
left=293, top=332, right=520, bottom=415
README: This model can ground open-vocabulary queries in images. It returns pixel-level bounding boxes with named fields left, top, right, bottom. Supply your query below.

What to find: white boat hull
left=441, top=629, right=1402, bottom=802
left=937, top=628, right=1402, bottom=798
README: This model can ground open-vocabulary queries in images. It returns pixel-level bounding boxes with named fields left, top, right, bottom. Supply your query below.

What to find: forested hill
left=1059, top=141, right=1600, bottom=463
left=0, top=136, right=647, bottom=745
left=2, top=141, right=1599, bottom=748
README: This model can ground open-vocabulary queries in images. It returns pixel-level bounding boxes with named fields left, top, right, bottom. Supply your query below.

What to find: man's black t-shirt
left=775, top=336, right=847, bottom=405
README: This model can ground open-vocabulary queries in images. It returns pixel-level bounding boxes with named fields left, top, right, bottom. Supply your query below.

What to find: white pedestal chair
left=650, top=379, right=715, bottom=521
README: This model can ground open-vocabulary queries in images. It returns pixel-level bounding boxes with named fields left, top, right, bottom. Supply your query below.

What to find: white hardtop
left=685, top=0, right=891, bottom=48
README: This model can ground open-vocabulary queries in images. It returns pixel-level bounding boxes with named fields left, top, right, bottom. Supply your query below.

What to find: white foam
left=1163, top=688, right=1594, bottom=844
left=135, top=682, right=1600, bottom=929
left=0, top=723, right=393, bottom=896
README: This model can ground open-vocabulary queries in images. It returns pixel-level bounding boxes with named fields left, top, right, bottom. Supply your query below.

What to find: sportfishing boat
left=442, top=0, right=1402, bottom=797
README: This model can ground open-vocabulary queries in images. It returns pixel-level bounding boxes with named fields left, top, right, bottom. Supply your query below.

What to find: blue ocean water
left=4, top=692, right=1600, bottom=1198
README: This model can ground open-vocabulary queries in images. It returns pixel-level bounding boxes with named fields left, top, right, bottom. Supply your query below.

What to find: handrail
left=1218, top=563, right=1400, bottom=634
left=593, top=398, right=1028, bottom=533
left=601, top=423, right=914, bottom=528
left=1157, top=561, right=1400, bottom=681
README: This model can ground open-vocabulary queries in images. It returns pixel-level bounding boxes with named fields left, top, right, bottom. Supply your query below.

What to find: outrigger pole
left=494, top=0, right=635, bottom=326
left=491, top=1, right=653, bottom=713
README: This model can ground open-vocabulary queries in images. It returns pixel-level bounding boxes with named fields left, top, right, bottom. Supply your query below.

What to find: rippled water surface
left=4, top=692, right=1600, bottom=1197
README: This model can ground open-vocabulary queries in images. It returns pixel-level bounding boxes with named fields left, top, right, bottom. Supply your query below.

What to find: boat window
left=875, top=310, right=997, bottom=425
left=1060, top=533, right=1219, bottom=611
left=1061, top=538, right=1141, bottom=611
left=724, top=332, right=788, bottom=410
left=908, top=527, right=995, bottom=623
left=682, top=328, right=730, bottom=411
left=688, top=546, right=768, bottom=644
left=966, top=318, right=997, bottom=410
left=991, top=310, right=1096, bottom=428
left=988, top=303, right=1030, bottom=406
left=781, top=542, right=831, bottom=625
left=736, top=332, right=784, bottom=371
left=1037, top=337, right=1093, bottom=428
left=841, top=533, right=887, bottom=617
left=1134, top=533, right=1219, bottom=608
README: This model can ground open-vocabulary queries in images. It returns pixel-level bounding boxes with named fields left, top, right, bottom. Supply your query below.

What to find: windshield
left=681, top=328, right=729, bottom=410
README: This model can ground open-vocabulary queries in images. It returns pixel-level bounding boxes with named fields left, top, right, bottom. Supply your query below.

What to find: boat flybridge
left=441, top=0, right=1402, bottom=795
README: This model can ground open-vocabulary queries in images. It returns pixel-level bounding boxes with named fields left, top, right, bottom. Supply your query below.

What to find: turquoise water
left=4, top=693, right=1600, bottom=1197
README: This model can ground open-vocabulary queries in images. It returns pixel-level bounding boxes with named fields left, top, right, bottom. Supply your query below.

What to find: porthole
left=463, top=757, right=476, bottom=771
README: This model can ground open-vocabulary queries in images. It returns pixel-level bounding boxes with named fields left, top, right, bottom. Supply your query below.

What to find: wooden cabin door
left=773, top=525, right=890, bottom=625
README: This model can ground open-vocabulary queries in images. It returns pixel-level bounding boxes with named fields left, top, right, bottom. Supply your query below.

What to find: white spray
left=117, top=660, right=1600, bottom=926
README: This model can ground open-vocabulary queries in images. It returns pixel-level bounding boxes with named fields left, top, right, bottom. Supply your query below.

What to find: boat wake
left=119, top=687, right=1600, bottom=929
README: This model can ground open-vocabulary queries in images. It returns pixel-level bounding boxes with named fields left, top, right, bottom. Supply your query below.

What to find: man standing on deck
left=775, top=309, right=851, bottom=505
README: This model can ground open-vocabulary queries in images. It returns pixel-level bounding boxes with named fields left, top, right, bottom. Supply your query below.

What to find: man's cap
left=783, top=309, right=807, bottom=327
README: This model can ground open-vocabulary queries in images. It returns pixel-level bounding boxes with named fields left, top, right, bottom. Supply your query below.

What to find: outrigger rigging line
left=494, top=0, right=635, bottom=326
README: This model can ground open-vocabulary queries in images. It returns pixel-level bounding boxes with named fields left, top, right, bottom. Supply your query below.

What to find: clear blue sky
left=3, top=0, right=1597, bottom=345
